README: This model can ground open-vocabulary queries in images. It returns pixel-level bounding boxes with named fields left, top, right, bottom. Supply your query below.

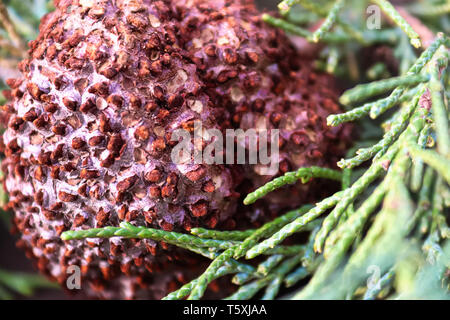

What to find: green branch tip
left=406, top=146, right=450, bottom=185
left=309, top=0, right=345, bottom=43
left=244, top=166, right=342, bottom=205
left=372, top=0, right=422, bottom=48
left=61, top=223, right=239, bottom=252
left=339, top=74, right=429, bottom=106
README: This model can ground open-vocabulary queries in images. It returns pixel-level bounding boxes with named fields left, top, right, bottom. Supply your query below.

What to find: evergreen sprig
left=339, top=74, right=429, bottom=106
left=0, top=0, right=448, bottom=300
left=310, top=0, right=346, bottom=43
left=243, top=166, right=342, bottom=205
left=371, top=0, right=422, bottom=48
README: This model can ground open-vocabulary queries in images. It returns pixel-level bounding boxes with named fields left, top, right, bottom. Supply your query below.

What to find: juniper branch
left=61, top=222, right=238, bottom=251
left=233, top=204, right=313, bottom=259
left=284, top=266, right=309, bottom=288
left=188, top=248, right=235, bottom=300
left=245, top=191, right=344, bottom=259
left=298, top=146, right=412, bottom=299
left=0, top=269, right=58, bottom=297
left=363, top=268, right=395, bottom=300
left=232, top=272, right=254, bottom=285
left=162, top=260, right=247, bottom=300
left=243, top=167, right=342, bottom=205
left=367, top=62, right=390, bottom=80
left=429, top=47, right=449, bottom=157
left=328, top=35, right=446, bottom=126
left=164, top=204, right=313, bottom=300
left=310, top=0, right=345, bottom=43
left=323, top=179, right=388, bottom=259
left=339, top=74, right=429, bottom=106
left=279, top=0, right=372, bottom=45
left=337, top=86, right=425, bottom=169
left=225, top=254, right=303, bottom=300
left=164, top=251, right=259, bottom=300
left=371, top=0, right=421, bottom=48
left=262, top=254, right=303, bottom=300
left=190, top=228, right=255, bottom=241
left=267, top=244, right=306, bottom=256
left=407, top=2, right=450, bottom=17
left=326, top=46, right=340, bottom=74
left=410, top=124, right=432, bottom=192
left=346, top=157, right=416, bottom=273
left=262, top=13, right=312, bottom=38
left=262, top=276, right=284, bottom=300
left=422, top=184, right=445, bottom=263
left=301, top=223, right=321, bottom=270
left=313, top=139, right=402, bottom=253
left=339, top=167, right=354, bottom=226
left=262, top=13, right=388, bottom=44
left=407, top=167, right=435, bottom=234
left=278, top=0, right=328, bottom=16
left=369, top=34, right=448, bottom=118
left=406, top=146, right=450, bottom=185
left=224, top=277, right=273, bottom=300
left=257, top=255, right=285, bottom=276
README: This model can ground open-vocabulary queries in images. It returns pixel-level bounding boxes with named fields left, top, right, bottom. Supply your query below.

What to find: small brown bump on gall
left=186, top=167, right=206, bottom=182
left=144, top=169, right=161, bottom=183
left=58, top=191, right=78, bottom=202
left=52, top=124, right=67, bottom=136
left=135, top=126, right=150, bottom=140
left=190, top=201, right=208, bottom=217
left=202, top=181, right=215, bottom=193
left=38, top=152, right=52, bottom=165
left=72, top=137, right=86, bottom=150
left=204, top=45, right=217, bottom=57
left=148, top=185, right=161, bottom=198
left=50, top=166, right=60, bottom=179
left=34, top=166, right=46, bottom=182
left=151, top=137, right=166, bottom=152
left=99, top=114, right=112, bottom=133
left=88, top=135, right=105, bottom=146
left=51, top=144, right=64, bottom=162
left=80, top=98, right=96, bottom=113
left=33, top=114, right=48, bottom=128
left=107, top=94, right=124, bottom=108
left=96, top=208, right=110, bottom=227
left=116, top=175, right=138, bottom=192
left=27, top=83, right=47, bottom=100
left=9, top=117, right=24, bottom=131
left=107, top=134, right=125, bottom=156
left=63, top=97, right=79, bottom=111
left=223, top=47, right=238, bottom=64
left=23, top=108, right=38, bottom=122
left=44, top=103, right=59, bottom=113
left=80, top=169, right=100, bottom=179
